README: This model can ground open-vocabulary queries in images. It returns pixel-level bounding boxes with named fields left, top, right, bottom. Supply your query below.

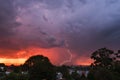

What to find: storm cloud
left=0, top=0, right=120, bottom=65
left=0, top=0, right=18, bottom=37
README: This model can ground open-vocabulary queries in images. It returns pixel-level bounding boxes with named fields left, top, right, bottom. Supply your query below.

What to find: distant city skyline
left=0, top=0, right=120, bottom=65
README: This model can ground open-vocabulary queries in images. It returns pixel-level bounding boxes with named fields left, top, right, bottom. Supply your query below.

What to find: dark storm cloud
left=0, top=0, right=64, bottom=55
left=0, top=0, right=19, bottom=37
left=0, top=0, right=22, bottom=51
left=15, top=0, right=63, bottom=9
left=60, top=0, right=120, bottom=57
left=1, top=0, right=120, bottom=51
left=1, top=0, right=120, bottom=65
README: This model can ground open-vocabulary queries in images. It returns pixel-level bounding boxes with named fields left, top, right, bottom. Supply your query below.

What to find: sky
left=0, top=0, right=120, bottom=66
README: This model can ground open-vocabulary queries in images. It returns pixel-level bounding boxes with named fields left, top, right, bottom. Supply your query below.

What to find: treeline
left=88, top=48, right=120, bottom=80
left=0, top=48, right=120, bottom=80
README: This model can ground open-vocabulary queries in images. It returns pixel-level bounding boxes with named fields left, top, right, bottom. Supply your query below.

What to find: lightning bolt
left=60, top=40, right=73, bottom=66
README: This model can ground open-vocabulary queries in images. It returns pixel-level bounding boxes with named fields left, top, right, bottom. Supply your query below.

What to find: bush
left=4, top=72, right=28, bottom=80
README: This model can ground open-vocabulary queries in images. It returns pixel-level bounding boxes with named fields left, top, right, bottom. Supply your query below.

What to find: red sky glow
left=0, top=0, right=120, bottom=66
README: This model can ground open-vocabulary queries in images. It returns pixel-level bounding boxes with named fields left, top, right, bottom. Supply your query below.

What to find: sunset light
left=0, top=0, right=120, bottom=80
left=0, top=0, right=120, bottom=66
left=0, top=58, right=26, bottom=66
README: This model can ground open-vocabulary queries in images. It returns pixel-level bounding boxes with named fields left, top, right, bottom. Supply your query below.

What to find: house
left=56, top=72, right=63, bottom=80
left=0, top=63, right=6, bottom=72
left=0, top=63, right=6, bottom=78
left=68, top=65, right=90, bottom=77
left=5, top=68, right=13, bottom=75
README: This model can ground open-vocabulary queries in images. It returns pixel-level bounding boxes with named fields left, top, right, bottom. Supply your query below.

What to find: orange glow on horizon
left=0, top=58, right=26, bottom=66
left=0, top=47, right=63, bottom=66
left=75, top=58, right=93, bottom=66
left=0, top=57, right=92, bottom=66
left=0, top=48, right=92, bottom=66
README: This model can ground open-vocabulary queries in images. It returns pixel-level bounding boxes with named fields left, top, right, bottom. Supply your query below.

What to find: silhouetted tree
left=114, top=50, right=120, bottom=63
left=91, top=48, right=114, bottom=69
left=24, top=55, right=56, bottom=80
left=89, top=48, right=120, bottom=80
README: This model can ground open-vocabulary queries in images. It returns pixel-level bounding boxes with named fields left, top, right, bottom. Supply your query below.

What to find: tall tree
left=91, top=48, right=114, bottom=69
left=114, top=50, right=120, bottom=61
left=113, top=50, right=120, bottom=74
left=89, top=48, right=120, bottom=80
left=23, top=55, right=56, bottom=80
